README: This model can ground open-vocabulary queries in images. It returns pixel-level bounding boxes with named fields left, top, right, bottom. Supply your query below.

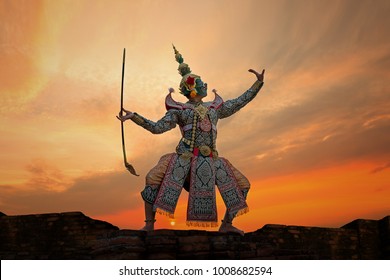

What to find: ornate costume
left=130, top=46, right=264, bottom=227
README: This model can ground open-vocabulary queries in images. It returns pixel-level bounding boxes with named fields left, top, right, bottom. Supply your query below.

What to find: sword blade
left=120, top=48, right=139, bottom=176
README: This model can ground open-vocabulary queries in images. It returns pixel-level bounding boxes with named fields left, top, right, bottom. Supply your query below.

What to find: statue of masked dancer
left=117, top=46, right=265, bottom=235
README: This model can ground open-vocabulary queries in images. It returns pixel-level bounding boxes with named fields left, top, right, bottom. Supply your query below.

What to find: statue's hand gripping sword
left=120, top=48, right=139, bottom=176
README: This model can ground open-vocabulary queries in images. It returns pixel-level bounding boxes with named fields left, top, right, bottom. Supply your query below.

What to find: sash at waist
left=178, top=140, right=218, bottom=159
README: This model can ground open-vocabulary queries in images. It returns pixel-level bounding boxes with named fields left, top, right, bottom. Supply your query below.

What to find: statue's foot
left=219, top=223, right=244, bottom=236
left=140, top=224, right=154, bottom=232
left=140, top=220, right=155, bottom=232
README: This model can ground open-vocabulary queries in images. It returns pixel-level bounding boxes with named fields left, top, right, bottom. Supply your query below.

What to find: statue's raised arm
left=217, top=68, right=265, bottom=119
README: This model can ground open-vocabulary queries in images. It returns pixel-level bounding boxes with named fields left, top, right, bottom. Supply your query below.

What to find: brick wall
left=0, top=212, right=388, bottom=259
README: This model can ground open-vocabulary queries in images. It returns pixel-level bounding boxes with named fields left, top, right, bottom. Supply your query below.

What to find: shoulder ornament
left=165, top=93, right=186, bottom=110
left=208, top=92, right=224, bottom=109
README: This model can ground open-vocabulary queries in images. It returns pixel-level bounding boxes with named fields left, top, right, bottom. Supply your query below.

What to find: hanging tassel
left=186, top=221, right=219, bottom=228
left=156, top=208, right=175, bottom=219
left=235, top=207, right=249, bottom=217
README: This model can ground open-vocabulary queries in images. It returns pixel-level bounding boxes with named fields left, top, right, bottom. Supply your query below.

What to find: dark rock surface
left=0, top=211, right=388, bottom=259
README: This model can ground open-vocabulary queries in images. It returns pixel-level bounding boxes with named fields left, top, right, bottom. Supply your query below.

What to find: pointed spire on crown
left=172, top=44, right=191, bottom=77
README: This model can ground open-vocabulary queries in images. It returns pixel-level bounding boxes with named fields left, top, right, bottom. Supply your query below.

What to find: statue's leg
left=218, top=159, right=250, bottom=236
left=140, top=201, right=156, bottom=231
left=139, top=153, right=173, bottom=231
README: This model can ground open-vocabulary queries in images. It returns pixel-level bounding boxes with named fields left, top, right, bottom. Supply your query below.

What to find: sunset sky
left=1, top=0, right=389, bottom=232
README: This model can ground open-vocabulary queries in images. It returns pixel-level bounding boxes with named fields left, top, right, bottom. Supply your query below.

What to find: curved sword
left=120, top=48, right=139, bottom=176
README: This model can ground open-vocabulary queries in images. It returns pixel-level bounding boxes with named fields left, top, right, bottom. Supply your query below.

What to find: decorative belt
left=179, top=144, right=218, bottom=159
left=194, top=146, right=213, bottom=157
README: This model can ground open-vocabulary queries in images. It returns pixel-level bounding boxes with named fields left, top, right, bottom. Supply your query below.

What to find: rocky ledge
left=0, top=211, right=388, bottom=259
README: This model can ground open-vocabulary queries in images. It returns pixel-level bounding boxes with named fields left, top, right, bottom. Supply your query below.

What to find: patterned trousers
left=141, top=153, right=250, bottom=204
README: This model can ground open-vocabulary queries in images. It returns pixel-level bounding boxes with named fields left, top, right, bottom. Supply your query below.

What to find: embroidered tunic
left=131, top=80, right=264, bottom=226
